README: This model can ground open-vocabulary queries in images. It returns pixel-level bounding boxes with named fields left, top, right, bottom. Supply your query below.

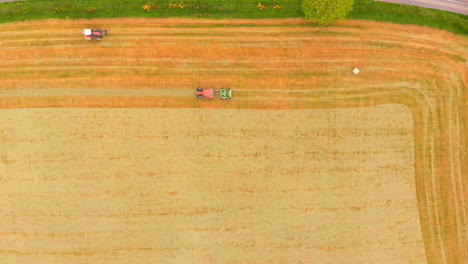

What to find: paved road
left=1, top=0, right=466, bottom=15
left=375, top=0, right=468, bottom=14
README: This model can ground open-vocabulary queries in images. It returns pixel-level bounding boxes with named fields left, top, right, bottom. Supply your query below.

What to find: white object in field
left=83, top=29, right=92, bottom=36
left=352, top=67, right=360, bottom=75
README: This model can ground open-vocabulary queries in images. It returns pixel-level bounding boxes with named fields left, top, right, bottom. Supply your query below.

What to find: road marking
left=444, top=0, right=468, bottom=5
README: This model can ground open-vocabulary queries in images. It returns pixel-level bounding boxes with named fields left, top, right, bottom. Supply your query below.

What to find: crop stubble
left=0, top=105, right=421, bottom=263
left=0, top=18, right=466, bottom=263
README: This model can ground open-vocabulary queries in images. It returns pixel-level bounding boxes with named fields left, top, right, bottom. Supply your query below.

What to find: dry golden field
left=0, top=18, right=467, bottom=263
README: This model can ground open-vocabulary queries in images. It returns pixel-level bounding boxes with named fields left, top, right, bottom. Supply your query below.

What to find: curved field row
left=0, top=18, right=467, bottom=263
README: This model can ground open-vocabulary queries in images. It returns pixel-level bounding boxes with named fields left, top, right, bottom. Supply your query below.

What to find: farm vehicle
left=196, top=88, right=232, bottom=99
left=82, top=29, right=108, bottom=40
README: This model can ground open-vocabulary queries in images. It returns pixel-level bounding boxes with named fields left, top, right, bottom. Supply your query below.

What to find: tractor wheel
left=197, top=95, right=203, bottom=99
left=196, top=88, right=203, bottom=91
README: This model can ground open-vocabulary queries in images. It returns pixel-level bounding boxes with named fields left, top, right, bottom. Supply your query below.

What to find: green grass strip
left=350, top=0, right=467, bottom=35
left=0, top=0, right=466, bottom=35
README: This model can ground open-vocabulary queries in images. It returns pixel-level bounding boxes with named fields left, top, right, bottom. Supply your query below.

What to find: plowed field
left=0, top=18, right=466, bottom=264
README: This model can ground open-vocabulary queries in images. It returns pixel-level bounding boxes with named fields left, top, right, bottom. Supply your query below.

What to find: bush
left=302, top=0, right=354, bottom=26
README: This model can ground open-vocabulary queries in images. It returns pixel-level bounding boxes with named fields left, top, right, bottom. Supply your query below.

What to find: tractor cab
left=83, top=29, right=93, bottom=40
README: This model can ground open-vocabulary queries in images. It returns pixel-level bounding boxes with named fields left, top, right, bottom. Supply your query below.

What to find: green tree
left=302, top=0, right=354, bottom=26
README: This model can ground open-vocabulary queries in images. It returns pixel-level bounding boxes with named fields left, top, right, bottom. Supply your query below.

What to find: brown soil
left=0, top=18, right=466, bottom=263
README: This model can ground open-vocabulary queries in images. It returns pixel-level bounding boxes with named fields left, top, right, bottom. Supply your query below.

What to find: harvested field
left=0, top=18, right=467, bottom=263
left=0, top=105, right=423, bottom=263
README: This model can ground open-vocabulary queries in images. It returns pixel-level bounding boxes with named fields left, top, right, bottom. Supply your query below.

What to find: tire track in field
left=0, top=88, right=192, bottom=97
